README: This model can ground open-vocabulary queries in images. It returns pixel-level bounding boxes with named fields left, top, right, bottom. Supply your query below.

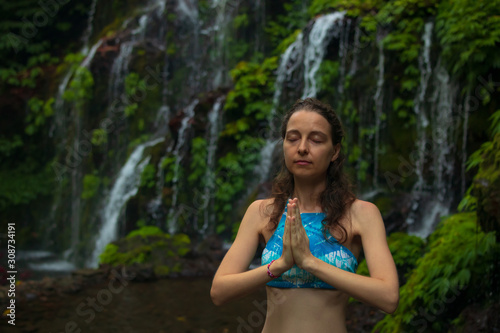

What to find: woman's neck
left=292, top=177, right=326, bottom=212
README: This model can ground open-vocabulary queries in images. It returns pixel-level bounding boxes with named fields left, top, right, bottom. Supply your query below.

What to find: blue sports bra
left=261, top=206, right=358, bottom=289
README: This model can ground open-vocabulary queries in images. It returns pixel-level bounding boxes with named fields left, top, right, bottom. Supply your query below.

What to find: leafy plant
left=25, top=97, right=55, bottom=135
left=436, top=0, right=500, bottom=78
left=375, top=213, right=497, bottom=332
left=188, top=137, right=208, bottom=186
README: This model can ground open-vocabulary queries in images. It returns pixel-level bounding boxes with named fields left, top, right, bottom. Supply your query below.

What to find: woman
left=210, top=98, right=399, bottom=332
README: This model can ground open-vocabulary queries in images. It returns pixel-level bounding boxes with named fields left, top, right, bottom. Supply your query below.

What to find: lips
left=294, top=160, right=312, bottom=165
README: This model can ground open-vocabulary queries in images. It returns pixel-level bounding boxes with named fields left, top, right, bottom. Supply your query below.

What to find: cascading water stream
left=412, top=22, right=434, bottom=196
left=81, top=0, right=98, bottom=54
left=205, top=0, right=232, bottom=88
left=167, top=99, right=199, bottom=233
left=201, top=97, right=224, bottom=233
left=408, top=60, right=458, bottom=238
left=254, top=33, right=304, bottom=185
left=50, top=39, right=103, bottom=138
left=347, top=21, right=362, bottom=78
left=337, top=19, right=351, bottom=96
left=302, top=12, right=346, bottom=99
left=88, top=137, right=164, bottom=267
left=372, top=30, right=386, bottom=188
left=107, top=20, right=147, bottom=103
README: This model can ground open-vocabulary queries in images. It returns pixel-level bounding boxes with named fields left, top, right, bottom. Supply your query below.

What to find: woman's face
left=283, top=110, right=339, bottom=180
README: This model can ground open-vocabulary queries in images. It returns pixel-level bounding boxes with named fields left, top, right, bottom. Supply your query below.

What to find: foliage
left=355, top=232, right=424, bottom=281
left=25, top=97, right=54, bottom=135
left=0, top=1, right=89, bottom=85
left=435, top=0, right=500, bottom=78
left=265, top=0, right=311, bottom=53
left=123, top=72, right=146, bottom=117
left=81, top=174, right=101, bottom=199
left=375, top=213, right=497, bottom=332
left=0, top=135, right=23, bottom=158
left=91, top=128, right=107, bottom=146
left=387, top=232, right=425, bottom=281
left=0, top=161, right=54, bottom=210
left=62, top=65, right=94, bottom=111
left=308, top=0, right=380, bottom=18
left=459, top=110, right=500, bottom=237
left=161, top=155, right=179, bottom=183
left=188, top=137, right=208, bottom=186
left=233, top=14, right=249, bottom=29
left=223, top=56, right=278, bottom=139
left=140, top=164, right=156, bottom=189
left=215, top=135, right=264, bottom=231
left=274, top=29, right=302, bottom=56
left=317, top=60, right=340, bottom=95
left=126, top=225, right=164, bottom=238
left=99, top=226, right=191, bottom=266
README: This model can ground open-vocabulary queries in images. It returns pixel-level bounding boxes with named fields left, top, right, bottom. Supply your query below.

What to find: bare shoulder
left=245, top=198, right=273, bottom=217
left=242, top=198, right=273, bottom=229
left=349, top=199, right=384, bottom=234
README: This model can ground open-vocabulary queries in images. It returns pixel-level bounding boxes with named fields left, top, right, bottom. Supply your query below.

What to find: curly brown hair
left=265, top=98, right=356, bottom=243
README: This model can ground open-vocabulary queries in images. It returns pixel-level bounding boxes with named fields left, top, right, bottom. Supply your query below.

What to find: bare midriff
left=261, top=286, right=349, bottom=333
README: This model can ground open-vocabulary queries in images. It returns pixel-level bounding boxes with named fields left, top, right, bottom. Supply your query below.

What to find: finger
left=291, top=215, right=298, bottom=242
left=294, top=204, right=301, bottom=227
left=284, top=213, right=291, bottom=240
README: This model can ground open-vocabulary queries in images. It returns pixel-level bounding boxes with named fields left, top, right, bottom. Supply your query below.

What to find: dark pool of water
left=1, top=278, right=267, bottom=333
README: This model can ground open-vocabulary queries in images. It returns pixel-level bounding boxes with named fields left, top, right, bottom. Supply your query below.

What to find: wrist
left=270, top=258, right=289, bottom=276
left=301, top=255, right=319, bottom=272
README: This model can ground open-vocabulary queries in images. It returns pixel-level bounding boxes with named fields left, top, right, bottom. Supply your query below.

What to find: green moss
left=154, top=265, right=170, bottom=276
left=99, top=226, right=191, bottom=274
left=81, top=174, right=101, bottom=199
left=140, top=164, right=156, bottom=189
left=126, top=225, right=164, bottom=238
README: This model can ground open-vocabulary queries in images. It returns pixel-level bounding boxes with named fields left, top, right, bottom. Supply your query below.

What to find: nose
left=298, top=139, right=309, bottom=155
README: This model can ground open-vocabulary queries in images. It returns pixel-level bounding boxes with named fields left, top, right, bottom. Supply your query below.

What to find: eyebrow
left=286, top=129, right=328, bottom=138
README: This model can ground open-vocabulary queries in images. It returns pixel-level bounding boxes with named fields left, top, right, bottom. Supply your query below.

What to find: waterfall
left=347, top=21, right=362, bottom=77
left=254, top=33, right=304, bottom=185
left=167, top=99, right=199, bottom=233
left=255, top=11, right=347, bottom=186
left=302, top=11, right=346, bottom=99
left=88, top=137, right=164, bottom=267
left=372, top=30, right=386, bottom=187
left=408, top=60, right=458, bottom=238
left=412, top=22, right=433, bottom=195
left=205, top=0, right=233, bottom=88
left=51, top=39, right=102, bottom=138
left=177, top=0, right=202, bottom=93
left=81, top=0, right=98, bottom=54
left=107, top=27, right=143, bottom=103
left=337, top=19, right=351, bottom=96
left=201, top=96, right=224, bottom=233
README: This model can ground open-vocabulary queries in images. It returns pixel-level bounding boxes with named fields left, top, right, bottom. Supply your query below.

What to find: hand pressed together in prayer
left=281, top=198, right=314, bottom=269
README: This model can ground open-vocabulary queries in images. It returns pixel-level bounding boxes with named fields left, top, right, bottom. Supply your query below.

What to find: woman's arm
left=292, top=200, right=399, bottom=313
left=210, top=200, right=291, bottom=306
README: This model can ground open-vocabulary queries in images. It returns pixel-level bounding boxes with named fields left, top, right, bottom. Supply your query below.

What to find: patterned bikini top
left=261, top=206, right=358, bottom=289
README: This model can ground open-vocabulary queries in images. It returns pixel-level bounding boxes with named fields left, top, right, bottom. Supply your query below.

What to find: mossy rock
left=99, top=226, right=191, bottom=274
